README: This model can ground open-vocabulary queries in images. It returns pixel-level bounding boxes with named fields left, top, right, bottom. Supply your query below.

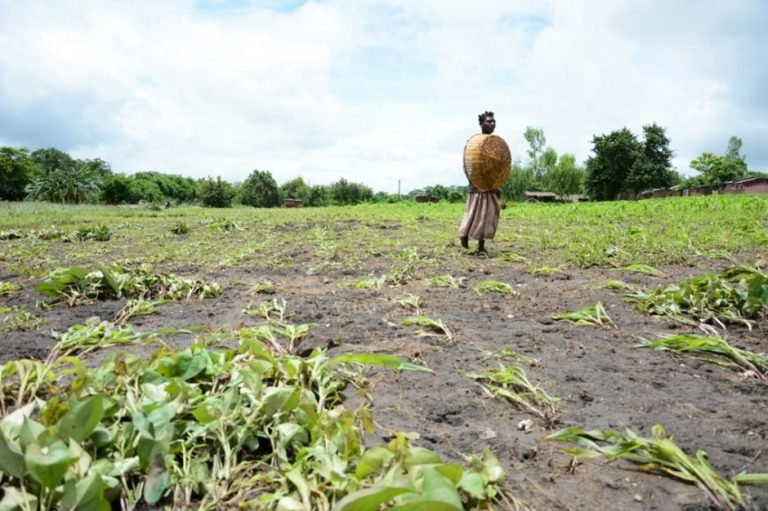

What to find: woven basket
left=463, top=134, right=511, bottom=192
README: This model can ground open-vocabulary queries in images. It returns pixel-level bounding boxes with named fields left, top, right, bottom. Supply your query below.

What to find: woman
left=458, top=111, right=502, bottom=254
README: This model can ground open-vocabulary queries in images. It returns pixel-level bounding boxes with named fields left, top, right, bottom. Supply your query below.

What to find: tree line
left=0, top=147, right=384, bottom=207
left=1, top=129, right=762, bottom=207
left=496, top=124, right=759, bottom=202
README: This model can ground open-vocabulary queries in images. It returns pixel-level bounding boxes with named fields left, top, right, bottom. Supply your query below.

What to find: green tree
left=239, top=170, right=280, bottom=207
left=689, top=152, right=746, bottom=186
left=328, top=178, right=373, bottom=205
left=724, top=136, right=746, bottom=166
left=80, top=158, right=113, bottom=178
left=200, top=177, right=235, bottom=208
left=524, top=127, right=547, bottom=181
left=424, top=184, right=450, bottom=201
left=625, top=123, right=675, bottom=196
left=689, top=135, right=748, bottom=187
left=279, top=177, right=312, bottom=203
left=502, top=159, right=534, bottom=202
left=306, top=185, right=329, bottom=207
left=585, top=128, right=642, bottom=200
left=132, top=171, right=200, bottom=203
left=0, top=147, right=39, bottom=201
left=101, top=173, right=135, bottom=204
left=26, top=161, right=103, bottom=203
left=545, top=154, right=585, bottom=198
left=30, top=147, right=76, bottom=176
left=540, top=147, right=558, bottom=183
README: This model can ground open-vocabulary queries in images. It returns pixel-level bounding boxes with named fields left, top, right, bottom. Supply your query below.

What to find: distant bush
left=200, top=176, right=235, bottom=208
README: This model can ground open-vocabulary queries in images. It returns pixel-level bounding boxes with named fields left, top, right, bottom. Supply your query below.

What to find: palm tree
left=26, top=162, right=103, bottom=203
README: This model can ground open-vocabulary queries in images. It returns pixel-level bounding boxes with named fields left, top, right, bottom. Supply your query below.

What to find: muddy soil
left=1, top=248, right=766, bottom=511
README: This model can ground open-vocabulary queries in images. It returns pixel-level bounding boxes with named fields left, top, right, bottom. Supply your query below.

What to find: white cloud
left=1, top=0, right=766, bottom=193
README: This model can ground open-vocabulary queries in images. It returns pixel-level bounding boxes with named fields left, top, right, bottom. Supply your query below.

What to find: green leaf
left=0, top=486, right=38, bottom=511
left=57, top=395, right=105, bottom=442
left=143, top=463, right=171, bottom=505
left=458, top=472, right=486, bottom=500
left=277, top=497, right=306, bottom=511
left=60, top=473, right=108, bottom=511
left=174, top=351, right=208, bottom=380
left=355, top=447, right=395, bottom=479
left=19, top=416, right=46, bottom=449
left=389, top=501, right=464, bottom=511
left=34, top=268, right=88, bottom=297
left=433, top=463, right=464, bottom=485
left=734, top=472, right=768, bottom=485
left=262, top=386, right=300, bottom=416
left=0, top=429, right=25, bottom=479
left=334, top=486, right=415, bottom=511
left=191, top=399, right=222, bottom=424
left=329, top=353, right=433, bottom=373
left=404, top=446, right=442, bottom=468
left=25, top=439, right=71, bottom=488
left=418, top=467, right=463, bottom=509
left=98, top=266, right=121, bottom=297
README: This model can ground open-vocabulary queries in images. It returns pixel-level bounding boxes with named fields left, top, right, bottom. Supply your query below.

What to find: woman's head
left=478, top=111, right=495, bottom=134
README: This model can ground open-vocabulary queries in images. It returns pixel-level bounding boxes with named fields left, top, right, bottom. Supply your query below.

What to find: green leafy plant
left=636, top=333, right=767, bottom=379
left=547, top=424, right=768, bottom=511
left=474, top=279, right=517, bottom=295
left=0, top=306, right=45, bottom=332
left=497, top=252, right=527, bottom=263
left=0, top=313, right=511, bottom=510
left=345, top=275, right=386, bottom=290
left=462, top=364, right=559, bottom=422
left=35, top=265, right=222, bottom=305
left=552, top=302, right=616, bottom=328
left=70, top=224, right=112, bottom=242
left=171, top=221, right=191, bottom=235
left=211, top=218, right=243, bottom=232
left=395, top=294, right=426, bottom=314
left=622, top=263, right=665, bottom=276
left=114, top=298, right=167, bottom=324
left=51, top=320, right=159, bottom=356
left=243, top=297, right=291, bottom=321
left=248, top=281, right=279, bottom=295
left=429, top=274, right=459, bottom=288
left=389, top=246, right=423, bottom=285
left=0, top=281, right=21, bottom=296
left=401, top=315, right=453, bottom=341
left=626, top=265, right=768, bottom=328
left=481, top=347, right=538, bottom=366
left=592, top=279, right=633, bottom=290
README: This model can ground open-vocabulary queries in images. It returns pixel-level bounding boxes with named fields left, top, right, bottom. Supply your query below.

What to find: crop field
left=0, top=195, right=767, bottom=511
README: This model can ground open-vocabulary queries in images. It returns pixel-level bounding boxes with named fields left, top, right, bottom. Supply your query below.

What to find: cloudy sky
left=1, top=0, right=766, bottom=194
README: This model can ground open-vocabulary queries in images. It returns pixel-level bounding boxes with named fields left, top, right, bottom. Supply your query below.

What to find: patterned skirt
left=458, top=192, right=500, bottom=240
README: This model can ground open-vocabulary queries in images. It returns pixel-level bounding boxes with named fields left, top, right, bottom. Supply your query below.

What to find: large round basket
left=463, top=134, right=511, bottom=192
